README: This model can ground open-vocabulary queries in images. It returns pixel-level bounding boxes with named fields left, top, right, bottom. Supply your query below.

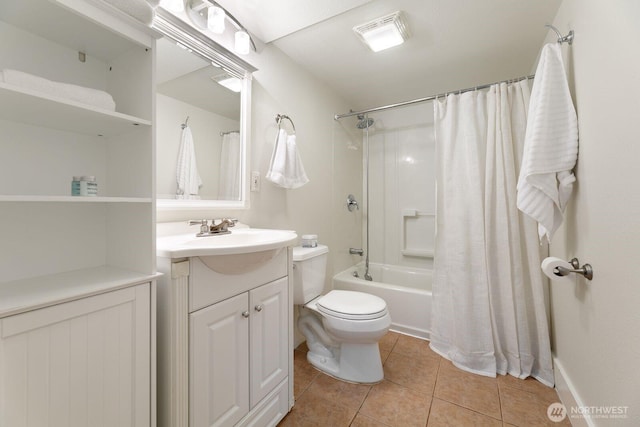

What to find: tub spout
left=349, top=248, right=364, bottom=256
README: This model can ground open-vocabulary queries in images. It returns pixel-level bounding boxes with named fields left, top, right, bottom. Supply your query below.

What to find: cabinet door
left=190, top=293, right=249, bottom=427
left=250, top=277, right=288, bottom=406
left=0, top=283, right=151, bottom=427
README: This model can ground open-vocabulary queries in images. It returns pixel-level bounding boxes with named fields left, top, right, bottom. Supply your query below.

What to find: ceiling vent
left=353, top=11, right=410, bottom=53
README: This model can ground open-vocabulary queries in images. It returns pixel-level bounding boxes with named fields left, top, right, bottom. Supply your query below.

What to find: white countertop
left=0, top=266, right=161, bottom=318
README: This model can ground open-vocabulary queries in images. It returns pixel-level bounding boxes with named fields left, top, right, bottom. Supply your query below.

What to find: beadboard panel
left=0, top=283, right=151, bottom=427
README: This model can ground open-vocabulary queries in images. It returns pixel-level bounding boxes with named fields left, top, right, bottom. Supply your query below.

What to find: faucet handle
left=189, top=219, right=209, bottom=235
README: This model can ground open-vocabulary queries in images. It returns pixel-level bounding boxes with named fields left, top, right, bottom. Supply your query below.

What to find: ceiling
left=216, top=0, right=564, bottom=112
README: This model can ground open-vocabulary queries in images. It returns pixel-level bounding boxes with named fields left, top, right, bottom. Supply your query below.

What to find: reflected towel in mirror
left=176, top=125, right=202, bottom=198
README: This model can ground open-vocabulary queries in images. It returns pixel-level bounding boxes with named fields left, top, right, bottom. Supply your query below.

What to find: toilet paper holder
left=554, top=258, right=594, bottom=280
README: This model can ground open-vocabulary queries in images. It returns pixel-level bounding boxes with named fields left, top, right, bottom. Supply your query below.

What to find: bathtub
left=332, top=262, right=432, bottom=339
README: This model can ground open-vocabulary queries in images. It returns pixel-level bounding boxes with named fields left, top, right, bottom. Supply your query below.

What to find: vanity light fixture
left=353, top=11, right=410, bottom=52
left=159, top=0, right=185, bottom=13
left=186, top=0, right=256, bottom=55
left=234, top=30, right=251, bottom=55
left=207, top=5, right=225, bottom=34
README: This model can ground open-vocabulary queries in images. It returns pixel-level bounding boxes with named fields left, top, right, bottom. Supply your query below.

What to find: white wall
left=548, top=1, right=640, bottom=425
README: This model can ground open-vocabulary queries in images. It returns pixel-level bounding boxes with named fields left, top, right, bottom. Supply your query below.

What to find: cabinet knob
left=254, top=305, right=263, bottom=312
left=242, top=311, right=250, bottom=318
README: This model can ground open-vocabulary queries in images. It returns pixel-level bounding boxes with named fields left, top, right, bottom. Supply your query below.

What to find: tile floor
left=279, top=332, right=571, bottom=427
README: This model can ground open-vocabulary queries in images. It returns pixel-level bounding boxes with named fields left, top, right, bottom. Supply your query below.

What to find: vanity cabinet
left=157, top=247, right=294, bottom=427
left=191, top=278, right=288, bottom=427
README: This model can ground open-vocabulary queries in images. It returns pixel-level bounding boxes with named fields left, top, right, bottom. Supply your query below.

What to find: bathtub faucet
left=349, top=248, right=364, bottom=256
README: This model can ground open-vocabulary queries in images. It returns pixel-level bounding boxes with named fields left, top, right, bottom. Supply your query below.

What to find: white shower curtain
left=218, top=132, right=241, bottom=200
left=430, top=80, right=554, bottom=386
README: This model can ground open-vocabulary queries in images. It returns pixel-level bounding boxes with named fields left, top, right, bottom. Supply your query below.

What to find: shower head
left=356, top=114, right=374, bottom=129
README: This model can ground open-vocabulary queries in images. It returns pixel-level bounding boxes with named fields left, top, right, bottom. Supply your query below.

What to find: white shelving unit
left=0, top=0, right=158, bottom=425
left=0, top=0, right=156, bottom=284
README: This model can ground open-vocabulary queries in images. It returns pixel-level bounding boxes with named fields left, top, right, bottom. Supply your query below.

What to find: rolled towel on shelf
left=2, top=69, right=116, bottom=111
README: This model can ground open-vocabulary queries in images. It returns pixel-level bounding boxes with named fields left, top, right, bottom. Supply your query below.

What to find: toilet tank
left=292, top=245, right=329, bottom=304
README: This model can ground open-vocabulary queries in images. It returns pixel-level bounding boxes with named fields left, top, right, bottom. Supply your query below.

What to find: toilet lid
left=316, top=290, right=388, bottom=320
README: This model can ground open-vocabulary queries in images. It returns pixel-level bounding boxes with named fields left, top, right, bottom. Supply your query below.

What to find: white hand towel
left=517, top=43, right=578, bottom=242
left=176, top=126, right=202, bottom=197
left=266, top=129, right=309, bottom=189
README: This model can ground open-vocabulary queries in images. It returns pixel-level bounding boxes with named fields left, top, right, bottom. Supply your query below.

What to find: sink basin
left=156, top=228, right=298, bottom=258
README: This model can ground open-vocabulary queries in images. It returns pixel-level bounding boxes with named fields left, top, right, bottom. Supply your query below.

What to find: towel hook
left=181, top=116, right=190, bottom=129
left=545, top=24, right=574, bottom=45
left=276, top=114, right=296, bottom=132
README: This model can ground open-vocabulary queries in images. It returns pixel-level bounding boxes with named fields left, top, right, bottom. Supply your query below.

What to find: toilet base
left=307, top=342, right=384, bottom=384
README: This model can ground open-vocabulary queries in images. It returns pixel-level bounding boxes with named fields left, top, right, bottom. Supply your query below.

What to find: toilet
left=293, top=245, right=391, bottom=383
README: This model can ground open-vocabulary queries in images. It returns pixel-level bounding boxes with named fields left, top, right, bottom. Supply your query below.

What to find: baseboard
left=553, top=356, right=592, bottom=427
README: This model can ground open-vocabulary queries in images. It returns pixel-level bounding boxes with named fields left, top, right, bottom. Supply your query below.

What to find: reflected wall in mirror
left=153, top=9, right=255, bottom=210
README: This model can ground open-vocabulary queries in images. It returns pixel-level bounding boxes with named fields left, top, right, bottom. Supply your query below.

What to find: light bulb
left=234, top=30, right=250, bottom=55
left=159, top=0, right=184, bottom=13
left=207, top=6, right=225, bottom=34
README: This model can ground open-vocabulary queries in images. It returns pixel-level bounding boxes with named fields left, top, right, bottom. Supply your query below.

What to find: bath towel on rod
left=266, top=129, right=309, bottom=189
left=517, top=43, right=578, bottom=243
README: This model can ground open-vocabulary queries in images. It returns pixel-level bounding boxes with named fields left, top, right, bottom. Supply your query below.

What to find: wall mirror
left=153, top=9, right=256, bottom=210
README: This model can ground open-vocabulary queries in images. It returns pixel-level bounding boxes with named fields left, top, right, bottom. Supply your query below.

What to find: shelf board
left=0, top=83, right=151, bottom=137
left=0, top=195, right=152, bottom=203
left=0, top=266, right=161, bottom=318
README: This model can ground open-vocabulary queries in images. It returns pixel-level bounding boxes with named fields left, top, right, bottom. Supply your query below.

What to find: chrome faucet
left=189, top=218, right=237, bottom=237
left=210, top=218, right=238, bottom=234
left=349, top=248, right=364, bottom=256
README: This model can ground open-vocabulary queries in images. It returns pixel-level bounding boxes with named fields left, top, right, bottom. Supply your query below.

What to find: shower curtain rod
left=334, top=74, right=535, bottom=120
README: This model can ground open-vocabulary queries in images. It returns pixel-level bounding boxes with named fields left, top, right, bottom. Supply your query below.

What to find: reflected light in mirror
left=214, top=76, right=242, bottom=93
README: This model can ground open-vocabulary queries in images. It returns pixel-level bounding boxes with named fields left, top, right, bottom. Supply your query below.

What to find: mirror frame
left=152, top=8, right=256, bottom=210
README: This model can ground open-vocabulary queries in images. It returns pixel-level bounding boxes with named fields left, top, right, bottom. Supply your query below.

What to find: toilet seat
left=316, top=290, right=388, bottom=320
